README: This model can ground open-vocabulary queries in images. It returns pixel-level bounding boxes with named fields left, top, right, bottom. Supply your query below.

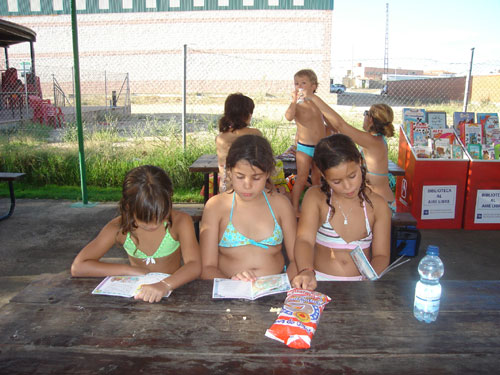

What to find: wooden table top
left=189, top=154, right=405, bottom=176
left=0, top=272, right=498, bottom=374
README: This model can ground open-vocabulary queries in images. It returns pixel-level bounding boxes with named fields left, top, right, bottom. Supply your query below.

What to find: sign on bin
left=421, top=185, right=457, bottom=220
left=474, top=190, right=500, bottom=224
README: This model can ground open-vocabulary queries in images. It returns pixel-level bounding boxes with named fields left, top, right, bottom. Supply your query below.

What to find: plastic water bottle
left=413, top=245, right=444, bottom=323
left=296, top=88, right=304, bottom=104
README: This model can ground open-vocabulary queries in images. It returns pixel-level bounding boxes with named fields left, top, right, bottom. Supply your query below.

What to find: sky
left=330, top=0, right=500, bottom=78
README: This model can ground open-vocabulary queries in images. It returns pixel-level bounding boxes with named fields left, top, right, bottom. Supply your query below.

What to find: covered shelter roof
left=0, top=19, right=36, bottom=48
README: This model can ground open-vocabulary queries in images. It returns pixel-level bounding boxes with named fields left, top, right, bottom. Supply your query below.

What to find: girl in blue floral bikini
left=200, top=135, right=298, bottom=282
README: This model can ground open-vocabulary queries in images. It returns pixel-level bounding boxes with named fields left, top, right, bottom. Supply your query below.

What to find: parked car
left=380, top=84, right=388, bottom=96
left=330, top=83, right=346, bottom=94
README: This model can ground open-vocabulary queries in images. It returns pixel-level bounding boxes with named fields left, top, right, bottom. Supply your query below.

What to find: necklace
left=335, top=200, right=353, bottom=225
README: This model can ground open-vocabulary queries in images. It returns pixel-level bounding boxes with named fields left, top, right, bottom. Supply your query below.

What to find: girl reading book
left=71, top=165, right=201, bottom=303
left=291, top=134, right=391, bottom=290
left=200, top=134, right=298, bottom=281
left=309, top=97, right=396, bottom=209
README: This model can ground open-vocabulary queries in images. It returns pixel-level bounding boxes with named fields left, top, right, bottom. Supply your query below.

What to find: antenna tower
left=384, top=3, right=389, bottom=78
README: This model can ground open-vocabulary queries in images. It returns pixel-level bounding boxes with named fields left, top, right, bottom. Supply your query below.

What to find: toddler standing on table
left=71, top=165, right=201, bottom=303
left=291, top=134, right=391, bottom=290
left=285, top=69, right=327, bottom=217
left=200, top=134, right=298, bottom=282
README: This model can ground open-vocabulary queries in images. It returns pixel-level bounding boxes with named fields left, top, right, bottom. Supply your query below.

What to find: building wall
left=3, top=4, right=333, bottom=96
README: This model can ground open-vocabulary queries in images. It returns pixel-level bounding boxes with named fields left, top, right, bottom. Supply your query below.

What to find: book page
left=350, top=247, right=379, bottom=280
left=212, top=273, right=291, bottom=300
left=92, top=273, right=171, bottom=298
left=250, top=274, right=290, bottom=299
left=212, top=278, right=252, bottom=299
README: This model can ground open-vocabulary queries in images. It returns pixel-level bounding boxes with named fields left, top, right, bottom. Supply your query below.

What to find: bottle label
left=414, top=282, right=441, bottom=312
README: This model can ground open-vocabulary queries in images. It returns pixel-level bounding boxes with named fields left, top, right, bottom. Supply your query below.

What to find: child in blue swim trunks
left=200, top=134, right=298, bottom=282
left=71, top=165, right=201, bottom=303
left=285, top=69, right=327, bottom=217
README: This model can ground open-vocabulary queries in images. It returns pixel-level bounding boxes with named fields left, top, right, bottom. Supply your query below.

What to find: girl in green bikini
left=71, top=165, right=201, bottom=303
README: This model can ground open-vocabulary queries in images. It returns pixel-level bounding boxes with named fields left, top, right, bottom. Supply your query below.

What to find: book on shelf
left=92, top=273, right=172, bottom=298
left=433, top=139, right=452, bottom=159
left=452, top=144, right=464, bottom=159
left=403, top=108, right=426, bottom=138
left=464, top=123, right=483, bottom=145
left=467, top=144, right=482, bottom=160
left=495, top=144, right=500, bottom=160
left=426, top=111, right=447, bottom=129
left=411, top=122, right=430, bottom=146
left=212, top=273, right=291, bottom=300
left=453, top=112, right=475, bottom=143
left=482, top=145, right=496, bottom=160
left=350, top=246, right=411, bottom=281
left=413, top=145, right=433, bottom=158
left=478, top=113, right=500, bottom=145
left=430, top=128, right=456, bottom=144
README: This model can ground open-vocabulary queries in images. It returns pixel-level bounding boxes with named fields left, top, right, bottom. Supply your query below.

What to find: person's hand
left=134, top=281, right=171, bottom=303
left=231, top=270, right=257, bottom=282
left=290, top=89, right=298, bottom=103
left=291, top=270, right=317, bottom=291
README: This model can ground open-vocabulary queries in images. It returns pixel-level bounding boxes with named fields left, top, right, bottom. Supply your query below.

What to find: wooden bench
left=173, top=203, right=204, bottom=239
left=0, top=172, right=25, bottom=221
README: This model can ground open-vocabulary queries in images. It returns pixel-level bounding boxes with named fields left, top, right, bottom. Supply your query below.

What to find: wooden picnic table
left=0, top=271, right=498, bottom=374
left=189, top=154, right=405, bottom=203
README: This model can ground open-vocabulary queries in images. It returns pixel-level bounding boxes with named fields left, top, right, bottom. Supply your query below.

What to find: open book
left=212, top=273, right=291, bottom=300
left=350, top=246, right=411, bottom=280
left=92, top=272, right=172, bottom=298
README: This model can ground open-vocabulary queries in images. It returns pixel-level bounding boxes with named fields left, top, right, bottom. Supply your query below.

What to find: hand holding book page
left=212, top=273, right=291, bottom=300
left=92, top=273, right=172, bottom=298
left=350, top=246, right=411, bottom=280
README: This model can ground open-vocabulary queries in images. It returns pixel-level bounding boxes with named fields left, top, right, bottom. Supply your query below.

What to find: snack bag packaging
left=265, top=288, right=331, bottom=349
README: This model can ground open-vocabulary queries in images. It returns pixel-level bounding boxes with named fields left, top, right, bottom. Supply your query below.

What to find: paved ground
left=1, top=199, right=500, bottom=307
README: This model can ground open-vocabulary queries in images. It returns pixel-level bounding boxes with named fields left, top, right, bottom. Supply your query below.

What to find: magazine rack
left=396, top=127, right=469, bottom=229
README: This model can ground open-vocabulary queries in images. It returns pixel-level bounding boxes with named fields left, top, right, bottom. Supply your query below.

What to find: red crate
left=396, top=129, right=469, bottom=229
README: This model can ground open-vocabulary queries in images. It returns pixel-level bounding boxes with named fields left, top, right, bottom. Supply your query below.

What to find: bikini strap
left=362, top=200, right=371, bottom=233
left=326, top=189, right=333, bottom=221
left=262, top=191, right=277, bottom=222
left=229, top=192, right=236, bottom=221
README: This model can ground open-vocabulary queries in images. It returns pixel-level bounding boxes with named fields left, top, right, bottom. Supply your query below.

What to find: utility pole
left=384, top=3, right=389, bottom=79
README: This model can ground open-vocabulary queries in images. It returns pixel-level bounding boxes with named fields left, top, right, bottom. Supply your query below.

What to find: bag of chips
left=265, top=288, right=331, bottom=349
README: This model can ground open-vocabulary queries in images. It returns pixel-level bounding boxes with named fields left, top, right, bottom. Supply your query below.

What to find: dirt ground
left=1, top=198, right=500, bottom=307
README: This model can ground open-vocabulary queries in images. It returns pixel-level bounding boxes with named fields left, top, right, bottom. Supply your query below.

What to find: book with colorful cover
left=413, top=145, right=432, bottom=159
left=453, top=112, right=475, bottom=143
left=212, top=273, right=291, bottom=300
left=482, top=145, right=496, bottom=160
left=430, top=128, right=456, bottom=144
left=92, top=273, right=172, bottom=298
left=426, top=111, right=447, bottom=129
left=433, top=139, right=452, bottom=159
left=464, top=123, right=483, bottom=145
left=452, top=144, right=464, bottom=159
left=403, top=108, right=426, bottom=138
left=467, top=144, right=482, bottom=160
left=411, top=122, right=430, bottom=146
left=477, top=113, right=499, bottom=145
left=350, top=246, right=410, bottom=280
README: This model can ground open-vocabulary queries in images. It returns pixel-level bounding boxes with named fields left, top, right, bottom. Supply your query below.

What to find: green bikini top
left=123, top=223, right=180, bottom=264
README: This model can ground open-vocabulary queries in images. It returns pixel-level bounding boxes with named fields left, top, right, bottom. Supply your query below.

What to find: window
left=123, top=0, right=132, bottom=9
left=30, top=0, right=41, bottom=12
left=76, top=0, right=86, bottom=10
left=99, top=0, right=109, bottom=10
left=53, top=0, right=63, bottom=11
left=243, top=0, right=254, bottom=6
left=293, top=0, right=304, bottom=5
left=218, top=0, right=229, bottom=6
left=268, top=0, right=279, bottom=6
left=194, top=0, right=204, bottom=7
left=7, top=0, right=18, bottom=12
left=146, top=0, right=156, bottom=8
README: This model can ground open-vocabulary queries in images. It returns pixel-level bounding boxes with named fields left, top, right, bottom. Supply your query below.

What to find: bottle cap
left=426, top=245, right=439, bottom=256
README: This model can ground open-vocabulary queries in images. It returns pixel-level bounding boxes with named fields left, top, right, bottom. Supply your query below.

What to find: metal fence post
left=463, top=47, right=475, bottom=112
left=182, top=44, right=187, bottom=150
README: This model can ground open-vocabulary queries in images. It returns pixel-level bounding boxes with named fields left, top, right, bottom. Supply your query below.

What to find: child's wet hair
left=313, top=134, right=372, bottom=215
left=366, top=103, right=394, bottom=137
left=119, top=165, right=173, bottom=239
left=219, top=93, right=255, bottom=133
left=226, top=134, right=275, bottom=178
left=294, top=69, right=318, bottom=92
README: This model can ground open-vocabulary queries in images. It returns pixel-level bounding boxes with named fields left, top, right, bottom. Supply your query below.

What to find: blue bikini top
left=218, top=191, right=283, bottom=249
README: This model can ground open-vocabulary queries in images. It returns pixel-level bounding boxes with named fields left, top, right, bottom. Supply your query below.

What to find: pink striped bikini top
left=315, top=198, right=373, bottom=250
